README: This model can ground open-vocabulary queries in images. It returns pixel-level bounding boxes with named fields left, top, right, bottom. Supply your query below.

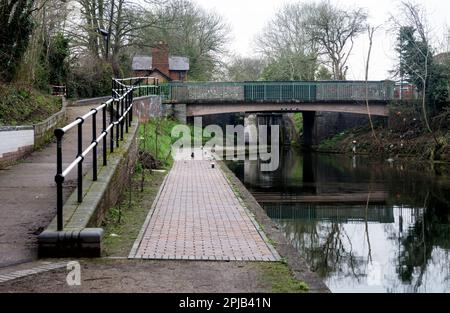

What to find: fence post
left=130, top=88, right=133, bottom=123
left=110, top=100, right=114, bottom=153
left=77, top=117, right=84, bottom=203
left=54, top=128, right=65, bottom=231
left=91, top=109, right=98, bottom=181
left=120, top=93, right=124, bottom=140
left=102, top=104, right=107, bottom=166
left=125, top=92, right=129, bottom=134
left=139, top=79, right=141, bottom=97
left=127, top=91, right=131, bottom=127
left=116, top=98, right=120, bottom=148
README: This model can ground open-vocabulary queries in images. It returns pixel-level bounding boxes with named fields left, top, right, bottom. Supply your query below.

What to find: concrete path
left=0, top=105, right=104, bottom=268
left=129, top=159, right=280, bottom=262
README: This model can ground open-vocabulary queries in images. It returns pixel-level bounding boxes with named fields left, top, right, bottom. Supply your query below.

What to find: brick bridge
left=161, top=80, right=394, bottom=145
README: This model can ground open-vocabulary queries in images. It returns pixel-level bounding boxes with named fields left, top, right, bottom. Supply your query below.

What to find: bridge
left=158, top=80, right=394, bottom=145
left=161, top=80, right=394, bottom=117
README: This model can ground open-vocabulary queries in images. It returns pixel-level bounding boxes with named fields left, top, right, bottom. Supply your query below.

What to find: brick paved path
left=129, top=159, right=280, bottom=261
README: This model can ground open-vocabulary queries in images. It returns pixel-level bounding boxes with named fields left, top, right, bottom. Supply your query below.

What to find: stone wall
left=73, top=96, right=112, bottom=107
left=0, top=126, right=34, bottom=168
left=0, top=98, right=66, bottom=169
left=88, top=123, right=140, bottom=227
left=313, top=112, right=386, bottom=144
left=165, top=103, right=187, bottom=123
left=133, top=95, right=163, bottom=122
left=34, top=98, right=67, bottom=148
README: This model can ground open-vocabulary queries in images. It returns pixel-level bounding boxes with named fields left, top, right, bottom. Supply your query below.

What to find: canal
left=226, top=148, right=450, bottom=293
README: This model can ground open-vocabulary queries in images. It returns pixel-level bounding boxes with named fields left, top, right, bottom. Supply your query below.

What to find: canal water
left=226, top=148, right=450, bottom=293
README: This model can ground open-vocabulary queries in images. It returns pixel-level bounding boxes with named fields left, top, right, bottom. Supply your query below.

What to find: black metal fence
left=54, top=77, right=159, bottom=231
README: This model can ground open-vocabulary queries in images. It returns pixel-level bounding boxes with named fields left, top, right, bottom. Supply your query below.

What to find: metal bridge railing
left=165, top=80, right=395, bottom=103
left=54, top=76, right=159, bottom=231
left=112, top=76, right=160, bottom=99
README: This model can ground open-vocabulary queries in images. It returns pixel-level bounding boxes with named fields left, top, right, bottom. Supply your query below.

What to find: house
left=394, top=82, right=418, bottom=100
left=434, top=52, right=450, bottom=65
left=132, top=42, right=189, bottom=82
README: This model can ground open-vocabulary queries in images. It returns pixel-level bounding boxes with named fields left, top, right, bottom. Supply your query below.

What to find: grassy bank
left=0, top=83, right=61, bottom=125
left=102, top=170, right=166, bottom=257
left=139, top=118, right=179, bottom=168
left=317, top=105, right=450, bottom=162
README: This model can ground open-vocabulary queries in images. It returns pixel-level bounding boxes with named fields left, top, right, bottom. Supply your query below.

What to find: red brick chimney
left=152, top=41, right=169, bottom=77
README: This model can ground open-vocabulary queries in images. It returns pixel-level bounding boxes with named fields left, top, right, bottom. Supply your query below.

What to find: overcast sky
left=192, top=0, right=450, bottom=80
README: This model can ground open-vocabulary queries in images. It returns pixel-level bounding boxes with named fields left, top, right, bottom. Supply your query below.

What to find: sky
left=192, top=0, right=450, bottom=80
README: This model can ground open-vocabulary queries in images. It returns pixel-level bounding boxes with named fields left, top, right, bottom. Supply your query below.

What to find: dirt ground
left=0, top=259, right=299, bottom=293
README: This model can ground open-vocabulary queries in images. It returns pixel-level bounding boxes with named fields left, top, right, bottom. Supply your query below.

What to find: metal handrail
left=54, top=77, right=159, bottom=231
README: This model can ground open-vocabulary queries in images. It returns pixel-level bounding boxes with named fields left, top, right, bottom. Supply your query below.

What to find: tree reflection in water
left=266, top=187, right=450, bottom=292
left=227, top=149, right=450, bottom=292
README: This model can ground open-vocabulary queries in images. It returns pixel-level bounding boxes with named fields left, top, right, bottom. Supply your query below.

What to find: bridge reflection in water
left=226, top=148, right=450, bottom=293
left=265, top=204, right=394, bottom=224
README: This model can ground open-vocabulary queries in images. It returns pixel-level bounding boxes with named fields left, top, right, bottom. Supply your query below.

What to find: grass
left=259, top=262, right=309, bottom=293
left=318, top=131, right=349, bottom=150
left=101, top=169, right=167, bottom=257
left=293, top=112, right=303, bottom=135
left=139, top=118, right=180, bottom=168
left=0, top=83, right=61, bottom=125
left=103, top=117, right=181, bottom=256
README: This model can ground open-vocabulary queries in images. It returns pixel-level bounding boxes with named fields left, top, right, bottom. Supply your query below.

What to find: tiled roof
left=132, top=56, right=189, bottom=71
left=132, top=56, right=152, bottom=70
left=169, top=56, right=190, bottom=71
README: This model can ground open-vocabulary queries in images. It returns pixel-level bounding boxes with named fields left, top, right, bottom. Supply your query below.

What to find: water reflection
left=227, top=148, right=450, bottom=293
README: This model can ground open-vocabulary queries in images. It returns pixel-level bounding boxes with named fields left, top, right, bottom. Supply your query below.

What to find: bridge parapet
left=162, top=80, right=395, bottom=103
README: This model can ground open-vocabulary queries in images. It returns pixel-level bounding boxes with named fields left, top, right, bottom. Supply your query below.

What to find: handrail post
left=127, top=91, right=131, bottom=127
left=54, top=128, right=65, bottom=231
left=120, top=93, right=124, bottom=140
left=130, top=88, right=133, bottom=124
left=138, top=79, right=141, bottom=97
left=110, top=100, right=114, bottom=153
left=116, top=98, right=120, bottom=148
left=77, top=117, right=84, bottom=203
left=91, top=109, right=98, bottom=181
left=125, top=93, right=129, bottom=133
left=102, top=104, right=107, bottom=166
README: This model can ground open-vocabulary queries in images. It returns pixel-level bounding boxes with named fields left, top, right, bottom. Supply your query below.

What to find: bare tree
left=364, top=25, right=383, bottom=148
left=305, top=1, right=367, bottom=80
left=135, top=0, right=230, bottom=80
left=254, top=3, right=319, bottom=81
left=255, top=3, right=317, bottom=59
left=68, top=0, right=168, bottom=75
left=16, top=0, right=69, bottom=84
left=226, top=55, right=265, bottom=81
left=390, top=1, right=439, bottom=145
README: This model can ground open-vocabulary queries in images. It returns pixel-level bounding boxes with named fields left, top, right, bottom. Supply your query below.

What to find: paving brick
left=131, top=159, right=279, bottom=262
